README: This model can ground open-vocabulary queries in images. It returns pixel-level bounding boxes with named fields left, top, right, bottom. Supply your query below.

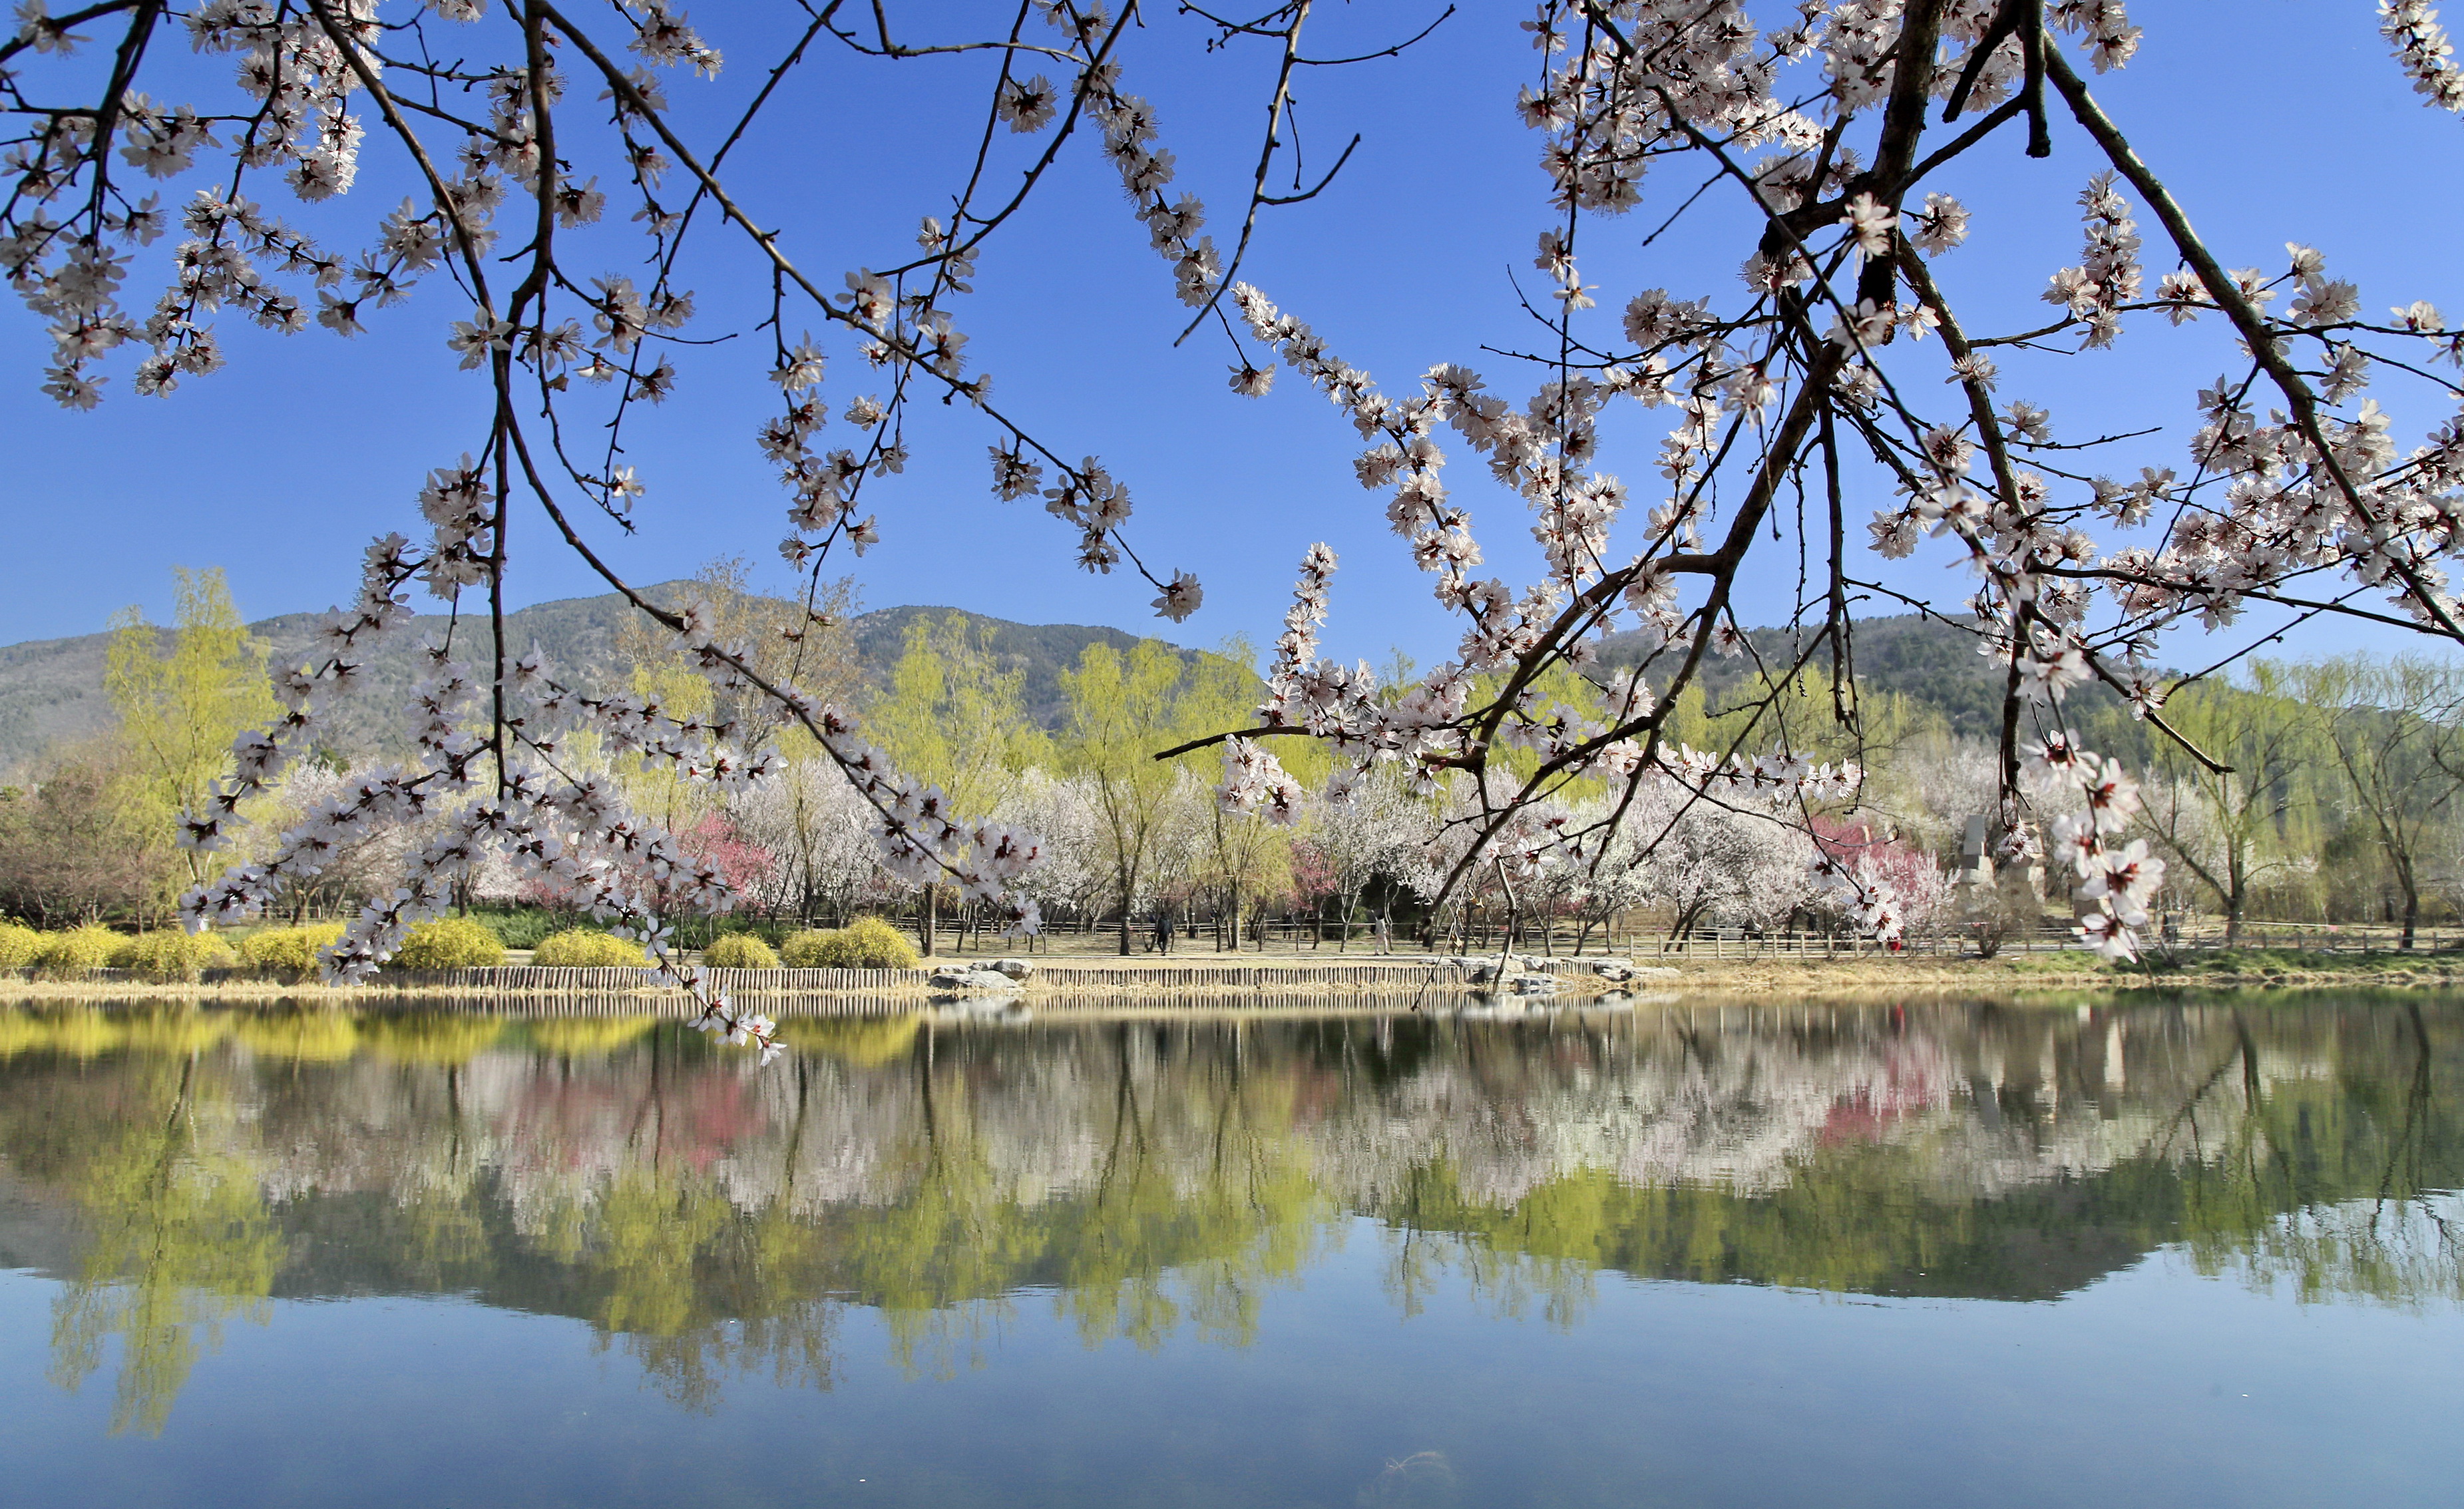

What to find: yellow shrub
left=392, top=918, right=507, bottom=970
left=531, top=928, right=649, bottom=968
left=240, top=924, right=347, bottom=978
left=0, top=922, right=40, bottom=970
left=33, top=925, right=121, bottom=978
left=779, top=917, right=919, bottom=970
left=111, top=930, right=240, bottom=982
left=702, top=933, right=779, bottom=969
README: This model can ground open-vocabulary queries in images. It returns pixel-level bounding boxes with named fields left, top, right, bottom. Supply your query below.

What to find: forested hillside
left=0, top=587, right=1203, bottom=775
left=1597, top=612, right=2136, bottom=748
left=4, top=598, right=2135, bottom=776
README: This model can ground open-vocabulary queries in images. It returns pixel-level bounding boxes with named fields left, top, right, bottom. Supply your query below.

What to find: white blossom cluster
left=2382, top=1, right=2464, bottom=112
left=1189, top=0, right=2464, bottom=959
left=2027, top=733, right=2164, bottom=959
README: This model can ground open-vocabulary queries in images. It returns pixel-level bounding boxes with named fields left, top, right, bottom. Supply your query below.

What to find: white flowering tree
left=728, top=754, right=889, bottom=927
left=1299, top=762, right=1424, bottom=947
left=996, top=767, right=1111, bottom=936
left=1614, top=776, right=1818, bottom=940
left=13, top=0, right=2464, bottom=1054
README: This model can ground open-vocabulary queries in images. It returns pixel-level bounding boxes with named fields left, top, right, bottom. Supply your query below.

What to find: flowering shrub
left=702, top=933, right=780, bottom=970
left=391, top=918, right=506, bottom=970
left=239, top=925, right=347, bottom=979
left=780, top=919, right=919, bottom=971
left=531, top=929, right=649, bottom=968
left=33, top=925, right=121, bottom=978
left=111, top=930, right=240, bottom=982
left=0, top=923, right=39, bottom=970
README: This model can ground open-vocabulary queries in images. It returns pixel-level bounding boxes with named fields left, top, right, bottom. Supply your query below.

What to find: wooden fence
left=5, top=957, right=1596, bottom=996
left=1643, top=923, right=2464, bottom=957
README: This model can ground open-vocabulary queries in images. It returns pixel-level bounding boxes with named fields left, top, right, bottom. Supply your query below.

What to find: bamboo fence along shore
left=7, top=949, right=2464, bottom=1007
left=0, top=955, right=1638, bottom=1004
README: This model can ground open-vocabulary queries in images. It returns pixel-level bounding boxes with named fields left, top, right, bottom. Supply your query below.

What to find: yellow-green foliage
left=779, top=916, right=920, bottom=970
left=702, top=933, right=779, bottom=969
left=0, top=1006, right=125, bottom=1058
left=0, top=922, right=39, bottom=970
left=110, top=930, right=239, bottom=982
left=357, top=1014, right=506, bottom=1065
left=33, top=924, right=121, bottom=978
left=240, top=923, right=345, bottom=978
left=531, top=928, right=649, bottom=968
left=520, top=1015, right=657, bottom=1057
left=236, top=1010, right=358, bottom=1062
left=4, top=1004, right=236, bottom=1058
left=118, top=1005, right=234, bottom=1056
left=391, top=918, right=507, bottom=970
left=777, top=1012, right=922, bottom=1066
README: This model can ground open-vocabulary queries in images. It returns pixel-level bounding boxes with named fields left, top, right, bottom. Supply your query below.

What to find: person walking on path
left=1373, top=913, right=1392, bottom=955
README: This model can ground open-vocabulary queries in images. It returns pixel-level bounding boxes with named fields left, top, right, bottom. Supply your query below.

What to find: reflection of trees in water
left=1, top=995, right=2459, bottom=1423
left=3, top=1036, right=286, bottom=1436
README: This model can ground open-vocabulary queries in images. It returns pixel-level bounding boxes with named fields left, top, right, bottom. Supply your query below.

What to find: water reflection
left=1, top=994, right=2457, bottom=1432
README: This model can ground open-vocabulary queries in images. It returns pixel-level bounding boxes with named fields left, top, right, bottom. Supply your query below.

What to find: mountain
left=0, top=585, right=1204, bottom=776
left=1598, top=612, right=2134, bottom=745
left=0, top=590, right=2135, bottom=777
left=849, top=604, right=1194, bottom=730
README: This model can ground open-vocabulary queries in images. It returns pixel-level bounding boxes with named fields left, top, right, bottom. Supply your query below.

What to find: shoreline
left=6, top=949, right=2461, bottom=1006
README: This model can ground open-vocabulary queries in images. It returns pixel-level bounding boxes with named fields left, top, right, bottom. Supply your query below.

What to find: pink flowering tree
left=12, top=1, right=2464, bottom=1056
left=1810, top=816, right=1950, bottom=937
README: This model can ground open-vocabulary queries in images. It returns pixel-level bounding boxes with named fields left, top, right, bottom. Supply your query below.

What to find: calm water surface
left=0, top=993, right=2458, bottom=1508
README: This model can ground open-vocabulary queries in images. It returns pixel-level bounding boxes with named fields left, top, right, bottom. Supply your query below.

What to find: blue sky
left=4, top=1, right=2458, bottom=676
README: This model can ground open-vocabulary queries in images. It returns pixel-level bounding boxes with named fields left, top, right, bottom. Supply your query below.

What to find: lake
left=0, top=993, right=2457, bottom=1508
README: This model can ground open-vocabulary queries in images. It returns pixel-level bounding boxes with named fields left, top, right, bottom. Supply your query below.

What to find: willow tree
left=868, top=612, right=1044, bottom=953
left=1060, top=638, right=1214, bottom=955
left=2125, top=664, right=2318, bottom=944
left=2291, top=656, right=2464, bottom=948
left=103, top=568, right=276, bottom=890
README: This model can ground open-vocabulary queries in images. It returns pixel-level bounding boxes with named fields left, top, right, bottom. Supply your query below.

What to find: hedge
left=240, top=924, right=347, bottom=978
left=702, top=933, right=781, bottom=969
left=392, top=918, right=507, bottom=970
left=530, top=928, right=649, bottom=967
left=779, top=917, right=919, bottom=970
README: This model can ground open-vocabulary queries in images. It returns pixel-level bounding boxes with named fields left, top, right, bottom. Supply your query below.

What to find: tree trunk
left=921, top=885, right=936, bottom=957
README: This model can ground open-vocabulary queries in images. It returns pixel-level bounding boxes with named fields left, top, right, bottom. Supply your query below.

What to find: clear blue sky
left=3, top=1, right=2456, bottom=674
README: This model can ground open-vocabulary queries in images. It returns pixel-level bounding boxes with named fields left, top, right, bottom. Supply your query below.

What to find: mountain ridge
left=0, top=586, right=1204, bottom=775
left=0, top=589, right=2104, bottom=777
